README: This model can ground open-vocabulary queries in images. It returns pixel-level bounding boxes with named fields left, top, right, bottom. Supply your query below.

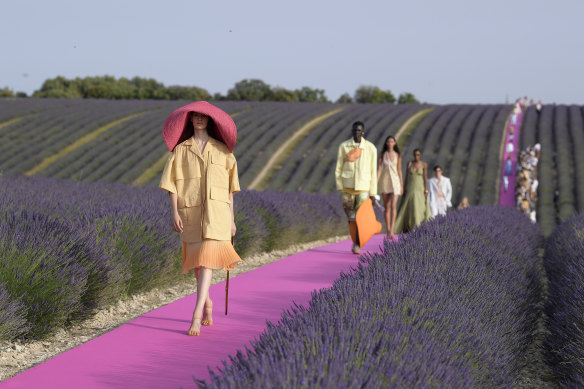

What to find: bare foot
left=188, top=316, right=202, bottom=336
left=202, top=301, right=213, bottom=326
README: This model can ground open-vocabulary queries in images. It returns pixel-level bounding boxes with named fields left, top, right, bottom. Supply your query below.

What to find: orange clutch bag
left=345, top=147, right=362, bottom=162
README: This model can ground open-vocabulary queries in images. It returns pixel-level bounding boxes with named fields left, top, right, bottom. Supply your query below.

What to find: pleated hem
left=181, top=239, right=242, bottom=274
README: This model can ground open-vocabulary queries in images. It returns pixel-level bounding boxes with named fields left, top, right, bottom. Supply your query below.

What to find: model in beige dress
left=377, top=135, right=403, bottom=239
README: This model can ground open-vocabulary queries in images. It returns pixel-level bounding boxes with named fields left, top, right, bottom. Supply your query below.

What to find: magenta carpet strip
left=2, top=235, right=385, bottom=389
left=499, top=108, right=523, bottom=207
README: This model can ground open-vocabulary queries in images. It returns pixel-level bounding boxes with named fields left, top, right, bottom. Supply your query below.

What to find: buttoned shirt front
left=159, top=136, right=240, bottom=242
left=335, top=137, right=377, bottom=195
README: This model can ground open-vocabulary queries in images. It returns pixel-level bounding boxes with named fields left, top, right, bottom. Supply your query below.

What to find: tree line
left=1, top=76, right=420, bottom=104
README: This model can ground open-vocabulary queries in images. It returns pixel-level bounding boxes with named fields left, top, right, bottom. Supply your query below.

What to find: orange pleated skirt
left=181, top=239, right=242, bottom=274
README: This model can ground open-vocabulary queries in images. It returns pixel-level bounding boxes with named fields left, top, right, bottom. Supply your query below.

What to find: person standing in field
left=160, top=101, right=242, bottom=336
left=394, top=148, right=432, bottom=233
left=335, top=121, right=378, bottom=254
left=427, top=165, right=452, bottom=217
left=377, top=135, right=402, bottom=240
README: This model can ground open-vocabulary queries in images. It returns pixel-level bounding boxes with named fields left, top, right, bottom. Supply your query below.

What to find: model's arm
left=168, top=192, right=183, bottom=233
left=423, top=163, right=428, bottom=198
left=229, top=193, right=236, bottom=236
left=377, top=154, right=383, bottom=181
left=370, top=145, right=377, bottom=197
left=335, top=144, right=345, bottom=192
left=398, top=156, right=403, bottom=195
left=403, top=162, right=410, bottom=196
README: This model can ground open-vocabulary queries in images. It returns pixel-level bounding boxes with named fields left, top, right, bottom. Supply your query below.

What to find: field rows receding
left=0, top=99, right=178, bottom=176
left=31, top=101, right=251, bottom=184
left=519, top=105, right=584, bottom=235
left=0, top=99, right=513, bottom=206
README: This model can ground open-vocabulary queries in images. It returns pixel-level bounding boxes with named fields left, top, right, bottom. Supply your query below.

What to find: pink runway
left=2, top=235, right=386, bottom=389
left=499, top=108, right=523, bottom=207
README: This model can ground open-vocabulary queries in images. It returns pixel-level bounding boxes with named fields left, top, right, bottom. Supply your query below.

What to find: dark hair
left=381, top=135, right=400, bottom=155
left=181, top=112, right=217, bottom=144
left=434, top=165, right=442, bottom=171
left=413, top=148, right=421, bottom=156
left=352, top=121, right=364, bottom=130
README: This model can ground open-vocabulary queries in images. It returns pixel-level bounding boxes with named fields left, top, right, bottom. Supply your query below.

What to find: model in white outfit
left=427, top=166, right=452, bottom=217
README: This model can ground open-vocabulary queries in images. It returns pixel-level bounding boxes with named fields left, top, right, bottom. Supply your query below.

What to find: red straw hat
left=162, top=101, right=237, bottom=152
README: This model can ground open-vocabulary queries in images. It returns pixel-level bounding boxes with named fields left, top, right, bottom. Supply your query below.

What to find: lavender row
left=543, top=212, right=584, bottom=386
left=0, top=175, right=348, bottom=341
left=198, top=206, right=542, bottom=388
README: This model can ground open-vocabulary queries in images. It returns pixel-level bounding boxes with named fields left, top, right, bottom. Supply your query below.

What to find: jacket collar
left=185, top=136, right=221, bottom=158
left=347, top=137, right=366, bottom=149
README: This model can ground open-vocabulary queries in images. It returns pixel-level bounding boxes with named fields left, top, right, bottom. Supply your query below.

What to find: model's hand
left=231, top=221, right=237, bottom=237
left=172, top=212, right=183, bottom=233
left=424, top=191, right=428, bottom=199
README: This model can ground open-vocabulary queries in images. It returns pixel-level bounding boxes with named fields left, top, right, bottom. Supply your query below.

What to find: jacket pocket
left=211, top=153, right=226, bottom=166
left=210, top=186, right=230, bottom=203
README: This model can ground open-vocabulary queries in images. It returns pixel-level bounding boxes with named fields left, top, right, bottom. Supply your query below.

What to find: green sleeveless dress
left=394, top=165, right=432, bottom=233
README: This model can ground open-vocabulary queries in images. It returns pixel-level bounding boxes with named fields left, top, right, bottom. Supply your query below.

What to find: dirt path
left=0, top=234, right=348, bottom=381
left=395, top=107, right=434, bottom=147
left=248, top=107, right=345, bottom=190
left=0, top=116, right=25, bottom=131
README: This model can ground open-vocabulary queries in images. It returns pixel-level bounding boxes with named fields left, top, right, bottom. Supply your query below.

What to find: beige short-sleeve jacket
left=159, top=136, right=240, bottom=242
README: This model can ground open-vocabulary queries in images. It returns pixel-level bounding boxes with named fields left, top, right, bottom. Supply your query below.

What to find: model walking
left=377, top=135, right=402, bottom=239
left=160, top=101, right=242, bottom=336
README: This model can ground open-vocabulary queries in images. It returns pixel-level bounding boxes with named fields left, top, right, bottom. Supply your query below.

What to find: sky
left=2, top=0, right=584, bottom=104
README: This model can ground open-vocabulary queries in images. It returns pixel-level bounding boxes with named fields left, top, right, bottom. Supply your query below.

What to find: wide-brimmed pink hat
left=162, top=101, right=237, bottom=152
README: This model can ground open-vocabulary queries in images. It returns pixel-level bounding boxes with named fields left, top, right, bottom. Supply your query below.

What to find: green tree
left=33, top=76, right=83, bottom=98
left=226, top=79, right=272, bottom=101
left=167, top=85, right=211, bottom=100
left=0, top=87, right=15, bottom=97
left=271, top=87, right=299, bottom=102
left=354, top=85, right=396, bottom=103
left=294, top=86, right=329, bottom=102
left=336, top=93, right=353, bottom=103
left=398, top=92, right=419, bottom=104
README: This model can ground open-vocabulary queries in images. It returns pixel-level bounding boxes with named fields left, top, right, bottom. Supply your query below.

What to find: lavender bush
left=198, top=206, right=542, bottom=388
left=544, top=212, right=584, bottom=386
left=0, top=175, right=349, bottom=341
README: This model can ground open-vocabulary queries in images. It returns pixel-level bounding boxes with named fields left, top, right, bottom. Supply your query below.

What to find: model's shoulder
left=364, top=139, right=377, bottom=150
left=208, top=137, right=231, bottom=154
left=339, top=139, right=353, bottom=147
left=175, top=137, right=194, bottom=150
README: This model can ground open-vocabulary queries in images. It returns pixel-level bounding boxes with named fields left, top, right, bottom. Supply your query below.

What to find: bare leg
left=194, top=268, right=213, bottom=326
left=189, top=266, right=213, bottom=336
left=382, top=193, right=391, bottom=238
left=389, top=193, right=399, bottom=238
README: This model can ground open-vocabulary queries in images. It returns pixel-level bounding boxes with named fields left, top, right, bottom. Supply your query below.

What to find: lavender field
left=544, top=212, right=584, bottom=386
left=3, top=98, right=584, bottom=386
left=198, top=207, right=543, bottom=388
left=0, top=175, right=348, bottom=341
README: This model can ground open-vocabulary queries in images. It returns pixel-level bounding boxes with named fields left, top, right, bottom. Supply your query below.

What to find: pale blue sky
left=2, top=0, right=583, bottom=104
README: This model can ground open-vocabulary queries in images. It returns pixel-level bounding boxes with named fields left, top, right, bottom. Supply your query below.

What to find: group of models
left=335, top=121, right=453, bottom=254
left=159, top=102, right=453, bottom=336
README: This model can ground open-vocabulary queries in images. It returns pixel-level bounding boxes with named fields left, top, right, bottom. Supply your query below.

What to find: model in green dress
left=394, top=148, right=432, bottom=234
